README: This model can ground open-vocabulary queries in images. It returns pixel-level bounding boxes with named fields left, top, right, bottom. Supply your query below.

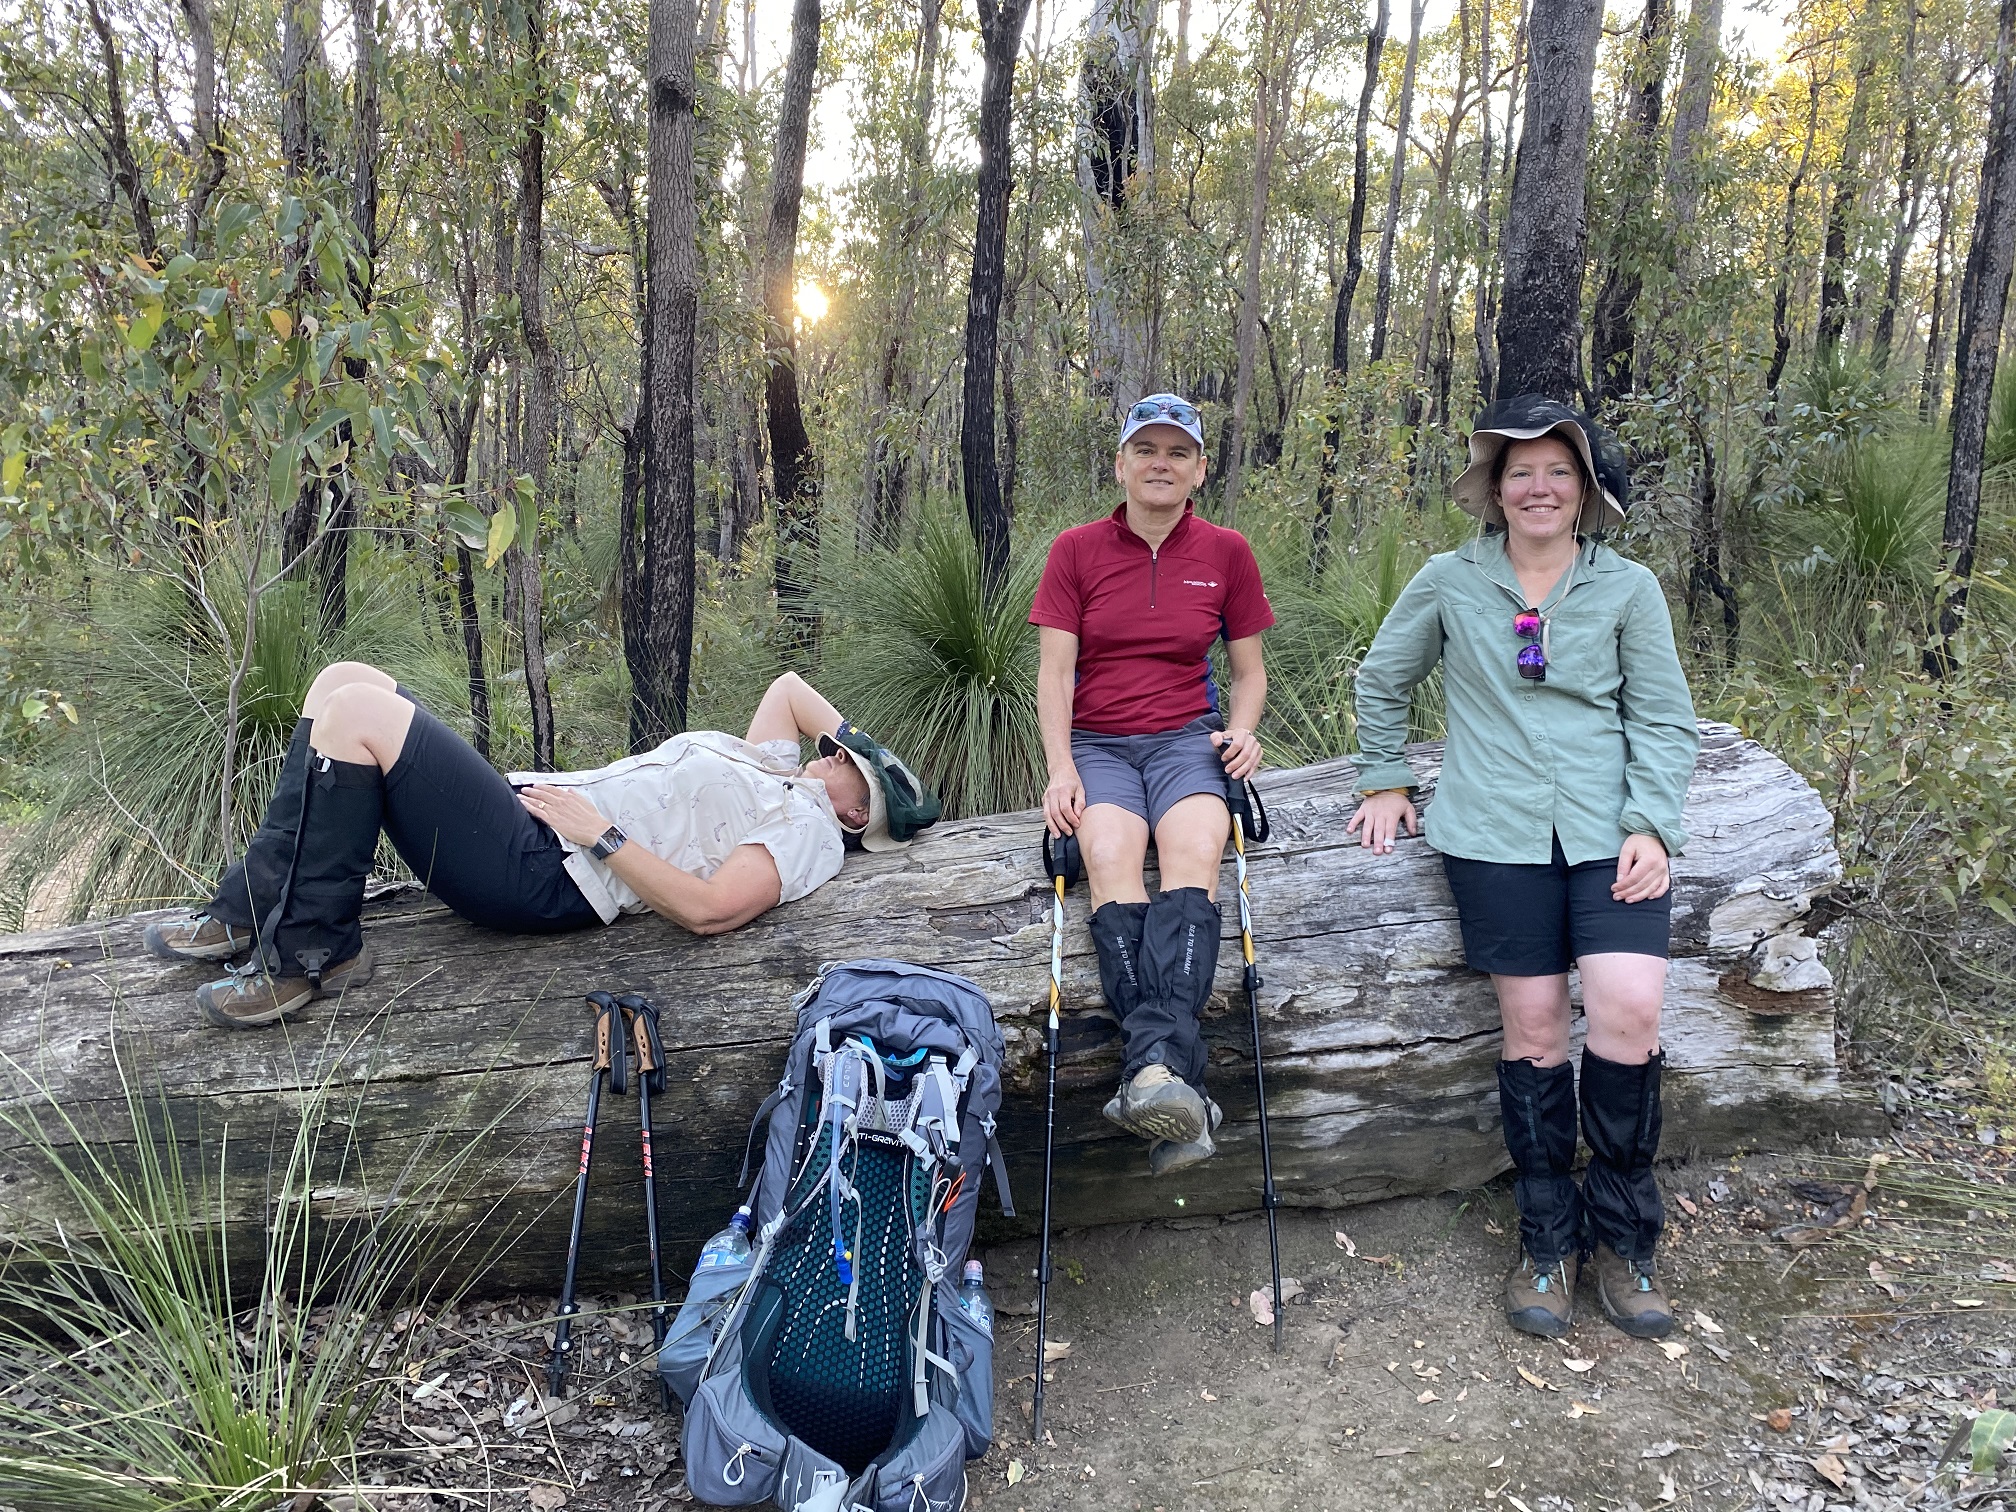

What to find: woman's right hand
left=1345, top=790, right=1417, bottom=855
left=1043, top=764, right=1086, bottom=838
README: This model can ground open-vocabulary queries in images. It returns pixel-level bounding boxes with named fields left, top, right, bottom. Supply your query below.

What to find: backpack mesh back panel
left=743, top=1090, right=933, bottom=1475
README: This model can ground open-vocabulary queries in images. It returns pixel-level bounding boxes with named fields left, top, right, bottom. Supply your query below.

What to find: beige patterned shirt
left=509, top=733, right=846, bottom=924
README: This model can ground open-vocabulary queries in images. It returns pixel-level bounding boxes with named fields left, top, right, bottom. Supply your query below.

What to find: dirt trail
left=342, top=1150, right=2014, bottom=1512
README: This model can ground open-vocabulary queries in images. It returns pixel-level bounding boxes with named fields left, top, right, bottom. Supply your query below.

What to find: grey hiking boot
left=143, top=911, right=253, bottom=963
left=195, top=944, right=373, bottom=1029
left=1149, top=1097, right=1223, bottom=1176
left=1591, top=1243, right=1674, bottom=1338
left=1102, top=1063, right=1210, bottom=1144
left=1504, top=1250, right=1577, bottom=1338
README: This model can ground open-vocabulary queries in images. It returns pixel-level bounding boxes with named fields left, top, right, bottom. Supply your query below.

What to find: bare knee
left=304, top=661, right=394, bottom=720
left=1078, top=808, right=1150, bottom=906
left=313, top=683, right=413, bottom=770
left=1153, top=796, right=1230, bottom=893
left=1496, top=974, right=1573, bottom=1065
left=1579, top=954, right=1666, bottom=1061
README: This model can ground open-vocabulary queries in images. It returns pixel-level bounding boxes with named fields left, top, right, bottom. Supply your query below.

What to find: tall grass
left=0, top=1018, right=515, bottom=1510
left=0, top=547, right=465, bottom=926
left=817, top=517, right=1044, bottom=818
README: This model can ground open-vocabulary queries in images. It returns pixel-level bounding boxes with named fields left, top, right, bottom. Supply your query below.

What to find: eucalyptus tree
left=962, top=0, right=1037, bottom=590
left=1368, top=0, right=1425, bottom=366
left=634, top=0, right=703, bottom=741
left=1313, top=0, right=1388, bottom=562
left=765, top=0, right=822, bottom=657
left=1493, top=0, right=1601, bottom=402
left=1078, top=0, right=1158, bottom=412
left=1932, top=0, right=2016, bottom=671
left=1587, top=0, right=1669, bottom=410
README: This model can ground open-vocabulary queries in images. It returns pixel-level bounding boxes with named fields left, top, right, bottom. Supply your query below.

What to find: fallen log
left=0, top=722, right=1878, bottom=1293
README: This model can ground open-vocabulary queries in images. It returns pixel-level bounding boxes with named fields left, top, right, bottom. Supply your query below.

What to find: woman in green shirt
left=1345, top=395, right=1699, bottom=1342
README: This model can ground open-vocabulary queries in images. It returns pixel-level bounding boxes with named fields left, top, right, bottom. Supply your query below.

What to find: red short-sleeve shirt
left=1029, top=501, right=1274, bottom=735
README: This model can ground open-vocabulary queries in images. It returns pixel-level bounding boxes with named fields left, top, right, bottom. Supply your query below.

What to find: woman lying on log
left=1030, top=393, right=1273, bottom=1177
left=1345, top=395, right=1699, bottom=1342
left=145, top=666, right=939, bottom=1029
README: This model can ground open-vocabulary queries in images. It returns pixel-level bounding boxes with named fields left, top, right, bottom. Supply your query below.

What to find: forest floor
left=343, top=1121, right=2016, bottom=1512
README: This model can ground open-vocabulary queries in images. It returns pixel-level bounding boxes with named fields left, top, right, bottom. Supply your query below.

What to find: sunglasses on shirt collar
left=1514, top=608, right=1548, bottom=682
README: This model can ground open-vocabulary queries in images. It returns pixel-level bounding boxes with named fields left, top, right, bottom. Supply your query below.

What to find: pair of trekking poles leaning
left=544, top=774, right=1275, bottom=1512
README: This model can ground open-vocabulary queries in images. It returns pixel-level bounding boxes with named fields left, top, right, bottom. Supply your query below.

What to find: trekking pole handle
left=586, top=990, right=627, bottom=1093
left=1224, top=776, right=1270, bottom=845
left=1042, top=830, right=1082, bottom=889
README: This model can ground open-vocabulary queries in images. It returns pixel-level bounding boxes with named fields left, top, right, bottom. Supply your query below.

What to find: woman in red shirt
left=1029, top=395, right=1273, bottom=1174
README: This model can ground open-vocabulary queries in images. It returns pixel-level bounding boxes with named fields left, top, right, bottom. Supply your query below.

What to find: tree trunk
left=278, top=0, right=328, bottom=567
left=1872, top=0, right=1923, bottom=371
left=1683, top=419, right=1736, bottom=662
left=763, top=0, right=822, bottom=661
left=1929, top=0, right=2016, bottom=673
left=1816, top=16, right=1881, bottom=361
left=1370, top=0, right=1427, bottom=366
left=1493, top=0, right=1601, bottom=403
left=1312, top=0, right=1390, bottom=568
left=0, top=727, right=1876, bottom=1293
left=1921, top=159, right=1959, bottom=422
left=961, top=0, right=1035, bottom=592
left=180, top=0, right=227, bottom=247
left=1219, top=0, right=1309, bottom=527
left=1078, top=0, right=1158, bottom=413
left=512, top=0, right=559, bottom=769
left=862, top=0, right=945, bottom=549
left=1468, top=0, right=1496, bottom=411
left=1409, top=7, right=1471, bottom=432
left=1587, top=0, right=1668, bottom=411
left=1765, top=73, right=1822, bottom=405
left=633, top=0, right=703, bottom=744
left=1660, top=0, right=1720, bottom=331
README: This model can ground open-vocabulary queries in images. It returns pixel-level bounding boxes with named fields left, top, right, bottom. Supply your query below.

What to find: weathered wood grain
left=0, top=723, right=1879, bottom=1293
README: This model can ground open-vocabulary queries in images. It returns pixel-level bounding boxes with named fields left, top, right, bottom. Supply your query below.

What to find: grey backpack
left=659, top=960, right=1013, bottom=1512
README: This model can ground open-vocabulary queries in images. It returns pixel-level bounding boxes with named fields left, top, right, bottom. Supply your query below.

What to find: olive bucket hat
left=817, top=720, right=942, bottom=851
left=1452, top=394, right=1630, bottom=533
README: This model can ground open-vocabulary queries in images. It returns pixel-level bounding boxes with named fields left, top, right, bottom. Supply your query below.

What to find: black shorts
left=382, top=704, right=601, bottom=933
left=1070, top=716, right=1229, bottom=831
left=1440, top=834, right=1671, bottom=976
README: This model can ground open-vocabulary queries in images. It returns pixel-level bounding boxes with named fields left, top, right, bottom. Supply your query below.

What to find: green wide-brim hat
left=818, top=721, right=942, bottom=850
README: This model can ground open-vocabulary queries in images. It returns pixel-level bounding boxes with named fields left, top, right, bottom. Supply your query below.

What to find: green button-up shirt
left=1351, top=533, right=1700, bottom=864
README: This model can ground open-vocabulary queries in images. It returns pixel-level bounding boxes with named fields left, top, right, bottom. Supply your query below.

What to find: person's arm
left=1344, top=563, right=1445, bottom=853
left=1037, top=625, right=1085, bottom=837
left=745, top=670, right=844, bottom=748
left=518, top=785, right=784, bottom=934
left=1211, top=633, right=1267, bottom=781
left=1613, top=571, right=1701, bottom=901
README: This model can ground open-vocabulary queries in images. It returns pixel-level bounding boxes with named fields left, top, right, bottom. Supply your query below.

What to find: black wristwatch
left=590, top=825, right=628, bottom=860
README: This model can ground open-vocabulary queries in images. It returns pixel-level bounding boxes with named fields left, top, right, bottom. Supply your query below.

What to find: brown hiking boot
left=1504, top=1250, right=1577, bottom=1338
left=1148, top=1097, right=1223, bottom=1176
left=1102, top=1064, right=1210, bottom=1144
left=195, top=944, right=373, bottom=1029
left=143, top=912, right=253, bottom=963
left=1591, top=1243, right=1674, bottom=1338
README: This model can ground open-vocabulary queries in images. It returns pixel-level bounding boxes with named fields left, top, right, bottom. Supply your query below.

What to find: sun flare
left=795, top=280, right=829, bottom=324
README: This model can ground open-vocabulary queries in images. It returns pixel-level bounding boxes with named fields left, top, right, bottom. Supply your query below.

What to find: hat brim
left=818, top=731, right=904, bottom=850
left=1452, top=420, right=1625, bottom=531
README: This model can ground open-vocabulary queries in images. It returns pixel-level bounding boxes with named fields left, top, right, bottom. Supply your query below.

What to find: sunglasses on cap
left=1126, top=397, right=1202, bottom=429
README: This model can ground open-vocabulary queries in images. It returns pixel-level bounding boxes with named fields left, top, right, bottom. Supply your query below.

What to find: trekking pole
left=1033, top=829, right=1080, bottom=1444
left=617, top=992, right=674, bottom=1411
left=1225, top=775, right=1285, bottom=1353
left=547, top=990, right=627, bottom=1399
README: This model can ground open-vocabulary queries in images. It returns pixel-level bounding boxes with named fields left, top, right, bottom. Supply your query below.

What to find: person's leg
left=1577, top=949, right=1674, bottom=1338
left=378, top=703, right=600, bottom=931
left=152, top=665, right=406, bottom=963
left=1445, top=844, right=1580, bottom=1333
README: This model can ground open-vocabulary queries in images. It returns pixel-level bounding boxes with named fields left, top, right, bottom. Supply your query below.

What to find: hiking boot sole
left=1149, top=1131, right=1217, bottom=1176
left=196, top=945, right=374, bottom=1030
left=144, top=918, right=248, bottom=963
left=1105, top=1082, right=1210, bottom=1144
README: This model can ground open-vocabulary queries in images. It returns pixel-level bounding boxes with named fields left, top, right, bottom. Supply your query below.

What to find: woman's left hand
left=520, top=784, right=612, bottom=848
left=1613, top=833, right=1670, bottom=903
left=1212, top=727, right=1262, bottom=781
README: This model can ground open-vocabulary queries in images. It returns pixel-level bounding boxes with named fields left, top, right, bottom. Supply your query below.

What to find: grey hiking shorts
left=1070, top=715, right=1230, bottom=831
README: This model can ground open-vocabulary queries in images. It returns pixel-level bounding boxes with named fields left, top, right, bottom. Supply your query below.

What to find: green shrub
left=0, top=1024, right=509, bottom=1509
left=817, top=517, right=1043, bottom=819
